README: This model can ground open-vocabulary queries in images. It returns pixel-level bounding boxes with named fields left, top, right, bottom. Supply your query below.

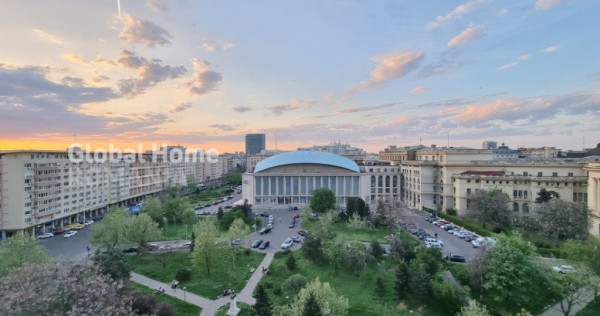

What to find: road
left=244, top=208, right=303, bottom=253
left=38, top=224, right=95, bottom=259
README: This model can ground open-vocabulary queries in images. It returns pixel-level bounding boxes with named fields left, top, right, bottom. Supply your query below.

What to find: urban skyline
left=1, top=1, right=599, bottom=153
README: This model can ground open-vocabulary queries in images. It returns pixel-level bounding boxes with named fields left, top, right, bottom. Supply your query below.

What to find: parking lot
left=38, top=224, right=94, bottom=260
left=244, top=208, right=304, bottom=253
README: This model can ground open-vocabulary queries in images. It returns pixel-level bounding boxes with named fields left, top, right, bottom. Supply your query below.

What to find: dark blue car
left=194, top=205, right=204, bottom=210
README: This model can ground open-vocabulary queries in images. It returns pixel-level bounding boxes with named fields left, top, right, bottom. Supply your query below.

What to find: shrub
left=286, top=254, right=297, bottom=270
left=130, top=291, right=156, bottom=315
left=244, top=248, right=251, bottom=256
left=262, top=280, right=273, bottom=289
left=155, top=302, right=175, bottom=316
left=275, top=249, right=291, bottom=258
left=282, top=274, right=308, bottom=295
left=273, top=285, right=282, bottom=295
left=175, top=267, right=191, bottom=282
left=446, top=208, right=457, bottom=216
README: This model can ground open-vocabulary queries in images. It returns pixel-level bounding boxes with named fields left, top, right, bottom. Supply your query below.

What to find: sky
left=0, top=0, right=599, bottom=154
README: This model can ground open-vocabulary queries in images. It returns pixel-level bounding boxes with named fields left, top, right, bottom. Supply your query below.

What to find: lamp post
left=183, top=287, right=187, bottom=302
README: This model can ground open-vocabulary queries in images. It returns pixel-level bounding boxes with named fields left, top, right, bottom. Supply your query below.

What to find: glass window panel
left=353, top=176, right=359, bottom=195
left=270, top=176, right=276, bottom=195
left=331, top=176, right=336, bottom=193
left=286, top=176, right=291, bottom=195
left=255, top=177, right=261, bottom=195
left=315, top=176, right=321, bottom=189
left=323, top=177, right=329, bottom=189
left=293, top=176, right=299, bottom=195
left=338, top=177, right=344, bottom=195
left=278, top=176, right=284, bottom=195
left=308, top=176, right=314, bottom=194
left=301, top=176, right=306, bottom=194
left=263, top=176, right=269, bottom=194
left=345, top=177, right=351, bottom=195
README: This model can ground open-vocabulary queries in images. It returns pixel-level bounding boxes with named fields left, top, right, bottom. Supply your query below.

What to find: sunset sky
left=1, top=0, right=599, bottom=154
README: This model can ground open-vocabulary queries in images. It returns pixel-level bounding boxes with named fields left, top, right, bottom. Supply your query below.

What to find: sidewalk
left=541, top=289, right=596, bottom=316
left=129, top=250, right=276, bottom=316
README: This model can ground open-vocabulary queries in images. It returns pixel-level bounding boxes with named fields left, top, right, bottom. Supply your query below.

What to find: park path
left=540, top=288, right=596, bottom=316
left=129, top=250, right=275, bottom=316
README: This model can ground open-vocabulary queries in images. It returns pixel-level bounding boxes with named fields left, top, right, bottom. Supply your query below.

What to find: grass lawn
left=215, top=302, right=252, bottom=316
left=577, top=295, right=600, bottom=316
left=127, top=249, right=265, bottom=299
left=260, top=251, right=435, bottom=316
left=301, top=220, right=396, bottom=244
left=127, top=282, right=202, bottom=316
left=186, top=188, right=233, bottom=206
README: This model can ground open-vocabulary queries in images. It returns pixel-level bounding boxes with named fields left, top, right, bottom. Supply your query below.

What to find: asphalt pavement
left=38, top=224, right=95, bottom=259
left=244, top=208, right=303, bottom=253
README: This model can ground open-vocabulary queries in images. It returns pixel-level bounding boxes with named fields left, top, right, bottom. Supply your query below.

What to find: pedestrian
left=87, top=245, right=90, bottom=252
left=279, top=218, right=282, bottom=223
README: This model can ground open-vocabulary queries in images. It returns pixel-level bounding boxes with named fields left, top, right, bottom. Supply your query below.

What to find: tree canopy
left=277, top=277, right=349, bottom=316
left=309, top=188, right=336, bottom=214
left=0, top=233, right=53, bottom=277
left=345, top=197, right=369, bottom=219
left=535, top=188, right=560, bottom=203
left=192, top=218, right=221, bottom=276
left=530, top=199, right=590, bottom=244
left=465, top=189, right=511, bottom=229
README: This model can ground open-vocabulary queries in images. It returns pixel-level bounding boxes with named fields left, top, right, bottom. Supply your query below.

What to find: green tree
left=217, top=207, right=224, bottom=220
left=370, top=239, right=384, bottom=260
left=186, top=175, right=197, bottom=189
left=374, top=277, right=385, bottom=298
left=0, top=233, right=53, bottom=276
left=226, top=172, right=242, bottom=185
left=390, top=235, right=416, bottom=261
left=563, top=235, right=600, bottom=297
left=546, top=266, right=594, bottom=316
left=286, top=254, right=297, bottom=270
left=535, top=188, right=560, bottom=203
left=372, top=200, right=394, bottom=227
left=324, top=241, right=345, bottom=276
left=163, top=198, right=189, bottom=224
left=456, top=300, right=493, bottom=316
left=344, top=242, right=373, bottom=276
left=302, top=292, right=322, bottom=316
left=409, top=263, right=431, bottom=304
left=347, top=213, right=365, bottom=232
left=302, top=233, right=325, bottom=264
left=252, top=284, right=272, bottom=316
left=278, top=278, right=349, bottom=316
left=395, top=260, right=410, bottom=300
left=414, top=246, right=443, bottom=276
left=141, top=197, right=164, bottom=227
left=346, top=197, right=369, bottom=219
left=309, top=188, right=336, bottom=214
left=432, top=282, right=469, bottom=315
left=530, top=199, right=590, bottom=245
left=282, top=274, right=308, bottom=295
left=190, top=231, right=196, bottom=252
left=123, top=213, right=161, bottom=254
left=91, top=206, right=130, bottom=250
left=92, top=248, right=131, bottom=281
left=226, top=217, right=250, bottom=269
left=316, top=210, right=336, bottom=239
left=192, top=218, right=220, bottom=276
left=465, top=189, right=512, bottom=229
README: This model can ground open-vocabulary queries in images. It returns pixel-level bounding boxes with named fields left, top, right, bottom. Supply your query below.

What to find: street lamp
left=183, top=287, right=187, bottom=302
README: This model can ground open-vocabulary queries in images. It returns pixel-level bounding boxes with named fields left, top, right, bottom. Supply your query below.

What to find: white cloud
left=545, top=45, right=560, bottom=53
left=535, top=0, right=566, bottom=10
left=33, top=29, right=63, bottom=45
left=425, top=0, right=491, bottom=30
left=169, top=102, right=192, bottom=113
left=335, top=102, right=400, bottom=114
left=498, top=46, right=559, bottom=70
left=447, top=24, right=486, bottom=47
left=117, top=50, right=186, bottom=96
left=187, top=58, right=223, bottom=96
left=202, top=42, right=217, bottom=52
left=209, top=124, right=235, bottom=131
left=119, top=13, right=172, bottom=47
left=222, top=42, right=235, bottom=50
left=345, top=51, right=424, bottom=99
left=268, top=99, right=316, bottom=115
left=411, top=86, right=428, bottom=94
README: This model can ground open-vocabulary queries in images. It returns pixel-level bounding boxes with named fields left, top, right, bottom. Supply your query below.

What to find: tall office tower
left=245, top=134, right=266, bottom=155
left=482, top=141, right=498, bottom=150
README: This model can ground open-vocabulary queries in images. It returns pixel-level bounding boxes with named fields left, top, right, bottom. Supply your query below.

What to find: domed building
left=242, top=151, right=401, bottom=208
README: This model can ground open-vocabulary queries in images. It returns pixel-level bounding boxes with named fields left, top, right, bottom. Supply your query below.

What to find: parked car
left=426, top=216, right=438, bottom=222
left=204, top=204, right=211, bottom=207
left=447, top=254, right=466, bottom=263
left=452, top=229, right=464, bottom=236
left=472, top=237, right=498, bottom=248
left=194, top=205, right=204, bottom=210
left=294, top=213, right=300, bottom=218
left=64, top=231, right=78, bottom=238
left=68, top=223, right=85, bottom=230
left=553, top=265, right=577, bottom=274
left=464, top=234, right=477, bottom=242
left=458, top=232, right=471, bottom=239
left=260, top=211, right=270, bottom=217
left=53, top=228, right=64, bottom=235
left=83, top=220, right=94, bottom=226
left=252, top=239, right=263, bottom=248
left=297, top=229, right=308, bottom=236
left=230, top=238, right=241, bottom=246
left=436, top=221, right=448, bottom=227
left=291, top=236, right=302, bottom=243
left=259, top=227, right=271, bottom=235
left=288, top=221, right=295, bottom=229
left=409, top=227, right=419, bottom=234
left=224, top=205, right=233, bottom=209
left=281, top=238, right=294, bottom=249
left=258, top=241, right=270, bottom=250
left=122, top=247, right=138, bottom=253
left=426, top=241, right=443, bottom=248
left=212, top=201, right=219, bottom=205
left=442, top=224, right=456, bottom=231
left=268, top=215, right=274, bottom=221
left=37, top=233, right=54, bottom=239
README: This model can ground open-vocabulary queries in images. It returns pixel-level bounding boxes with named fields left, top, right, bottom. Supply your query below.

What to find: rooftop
left=253, top=151, right=360, bottom=173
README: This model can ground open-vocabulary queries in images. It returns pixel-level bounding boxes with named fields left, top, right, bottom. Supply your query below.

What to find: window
left=513, top=190, right=518, bottom=198
left=523, top=203, right=529, bottom=212
left=513, top=202, right=519, bottom=212
left=467, top=188, right=471, bottom=195
left=255, top=177, right=261, bottom=195
left=537, top=172, right=543, bottom=177
left=552, top=172, right=558, bottom=177
left=568, top=172, right=573, bottom=177
left=523, top=172, right=528, bottom=176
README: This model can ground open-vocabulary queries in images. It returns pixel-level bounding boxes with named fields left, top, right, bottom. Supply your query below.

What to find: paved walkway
left=541, top=289, right=596, bottom=316
left=129, top=250, right=276, bottom=316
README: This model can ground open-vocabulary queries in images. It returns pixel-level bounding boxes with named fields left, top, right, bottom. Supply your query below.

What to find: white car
left=37, top=233, right=54, bottom=239
left=426, top=241, right=443, bottom=248
left=553, top=265, right=577, bottom=274
left=64, top=231, right=78, bottom=238
left=281, top=238, right=294, bottom=249
left=472, top=237, right=497, bottom=248
left=84, top=219, right=94, bottom=226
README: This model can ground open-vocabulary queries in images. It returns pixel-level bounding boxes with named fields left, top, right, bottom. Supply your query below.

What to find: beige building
left=585, top=162, right=600, bottom=234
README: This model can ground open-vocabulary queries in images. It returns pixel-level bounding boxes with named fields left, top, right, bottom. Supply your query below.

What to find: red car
left=212, top=201, right=219, bottom=205
left=294, top=213, right=300, bottom=218
left=53, top=228, right=64, bottom=235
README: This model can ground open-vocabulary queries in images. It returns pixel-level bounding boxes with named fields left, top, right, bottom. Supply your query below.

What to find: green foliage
left=274, top=249, right=291, bottom=259
left=390, top=234, right=417, bottom=261
left=192, top=218, right=220, bottom=276
left=456, top=300, right=493, bottom=316
left=309, top=188, right=336, bottom=214
left=190, top=232, right=196, bottom=253
left=286, top=255, right=297, bottom=271
left=465, top=189, right=512, bottom=230
left=535, top=188, right=560, bottom=203
left=563, top=235, right=600, bottom=277
left=302, top=233, right=325, bottom=264
left=163, top=198, right=191, bottom=224
left=395, top=260, right=410, bottom=300
left=431, top=282, right=468, bottom=315
left=370, top=239, right=383, bottom=260
left=91, top=206, right=130, bottom=249
left=423, top=207, right=493, bottom=237
left=226, top=172, right=242, bottom=185
left=142, top=198, right=164, bottom=227
left=446, top=208, right=458, bottom=216
left=414, top=246, right=443, bottom=276
left=252, top=284, right=273, bottom=316
left=0, top=232, right=53, bottom=276
left=324, top=242, right=345, bottom=276
left=374, top=277, right=385, bottom=298
left=302, top=292, right=322, bottom=316
left=277, top=277, right=349, bottom=316
left=175, top=267, right=192, bottom=282
left=282, top=274, right=308, bottom=295
left=344, top=242, right=373, bottom=277
left=219, top=209, right=248, bottom=231
left=408, top=263, right=431, bottom=304
left=345, top=197, right=369, bottom=219
left=217, top=207, right=224, bottom=220
left=371, top=200, right=394, bottom=227
left=92, top=249, right=131, bottom=281
left=528, top=199, right=590, bottom=245
left=124, top=213, right=161, bottom=253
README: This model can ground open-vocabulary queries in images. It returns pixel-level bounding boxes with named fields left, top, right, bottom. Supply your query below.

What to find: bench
left=250, top=267, right=255, bottom=273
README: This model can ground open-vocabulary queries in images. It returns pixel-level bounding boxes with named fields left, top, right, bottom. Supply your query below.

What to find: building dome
left=254, top=151, right=360, bottom=173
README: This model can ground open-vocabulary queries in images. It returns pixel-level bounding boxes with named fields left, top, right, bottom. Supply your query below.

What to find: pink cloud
left=448, top=24, right=487, bottom=47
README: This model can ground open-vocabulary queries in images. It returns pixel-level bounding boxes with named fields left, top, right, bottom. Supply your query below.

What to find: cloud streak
left=425, top=0, right=491, bottom=30
left=448, top=24, right=486, bottom=47
left=335, top=102, right=400, bottom=114
left=345, top=51, right=424, bottom=99
left=119, top=13, right=172, bottom=47
left=209, top=124, right=235, bottom=131
left=411, top=86, right=428, bottom=94
left=33, top=29, right=63, bottom=45
left=233, top=106, right=252, bottom=113
left=268, top=99, right=316, bottom=115
left=535, top=0, right=566, bottom=10
left=169, top=102, right=192, bottom=113
left=498, top=45, right=559, bottom=70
